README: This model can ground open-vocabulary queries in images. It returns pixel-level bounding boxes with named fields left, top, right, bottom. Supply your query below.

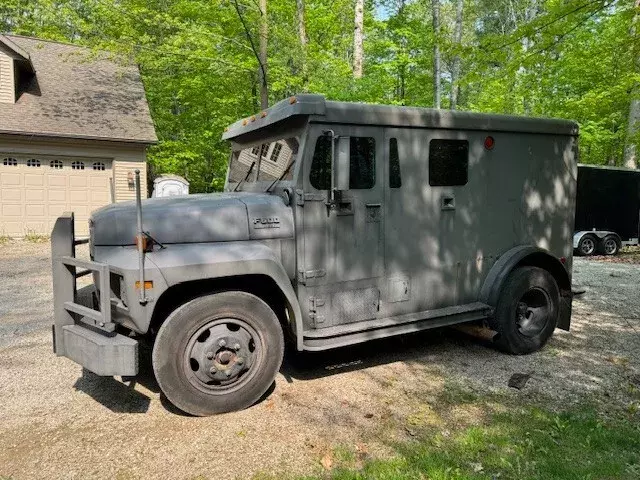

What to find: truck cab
left=51, top=94, right=578, bottom=416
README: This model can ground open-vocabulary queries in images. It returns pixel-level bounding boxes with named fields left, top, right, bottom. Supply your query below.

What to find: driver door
left=298, top=124, right=384, bottom=329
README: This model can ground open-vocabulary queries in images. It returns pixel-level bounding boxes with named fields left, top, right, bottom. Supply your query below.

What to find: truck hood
left=90, top=192, right=294, bottom=246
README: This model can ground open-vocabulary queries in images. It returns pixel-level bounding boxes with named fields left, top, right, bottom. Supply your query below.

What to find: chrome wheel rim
left=580, top=237, right=595, bottom=255
left=604, top=238, right=617, bottom=255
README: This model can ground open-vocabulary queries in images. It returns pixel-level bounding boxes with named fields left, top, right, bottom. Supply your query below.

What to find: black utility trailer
left=573, top=164, right=640, bottom=256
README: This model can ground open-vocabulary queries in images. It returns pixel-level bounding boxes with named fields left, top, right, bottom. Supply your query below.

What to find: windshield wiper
left=233, top=161, right=256, bottom=192
left=265, top=159, right=296, bottom=192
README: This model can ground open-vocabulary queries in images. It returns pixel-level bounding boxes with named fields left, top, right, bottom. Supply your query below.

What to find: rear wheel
left=601, top=235, right=619, bottom=256
left=577, top=235, right=596, bottom=256
left=491, top=266, right=559, bottom=355
left=152, top=291, right=284, bottom=416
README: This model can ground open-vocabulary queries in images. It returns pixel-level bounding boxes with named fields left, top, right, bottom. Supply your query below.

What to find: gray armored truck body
left=52, top=94, right=578, bottom=415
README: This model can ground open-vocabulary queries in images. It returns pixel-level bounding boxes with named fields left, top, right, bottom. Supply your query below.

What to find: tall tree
left=353, top=0, right=364, bottom=78
left=296, top=0, right=308, bottom=89
left=259, top=0, right=269, bottom=108
left=450, top=0, right=464, bottom=110
left=431, top=0, right=441, bottom=108
left=624, top=0, right=640, bottom=169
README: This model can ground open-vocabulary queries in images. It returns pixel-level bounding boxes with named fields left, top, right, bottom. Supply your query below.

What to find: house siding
left=114, top=158, right=148, bottom=202
left=0, top=52, right=15, bottom=104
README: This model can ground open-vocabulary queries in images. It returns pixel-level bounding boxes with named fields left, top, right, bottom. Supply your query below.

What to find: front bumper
left=51, top=212, right=138, bottom=376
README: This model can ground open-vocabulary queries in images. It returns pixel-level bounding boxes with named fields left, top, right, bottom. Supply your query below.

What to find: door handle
left=441, top=195, right=455, bottom=210
left=365, top=203, right=381, bottom=208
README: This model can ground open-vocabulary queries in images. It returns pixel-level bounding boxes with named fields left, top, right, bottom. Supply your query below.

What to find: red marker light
left=484, top=136, right=495, bottom=150
left=559, top=257, right=567, bottom=264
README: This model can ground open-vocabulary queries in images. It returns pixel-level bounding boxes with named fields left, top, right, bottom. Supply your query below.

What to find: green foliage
left=300, top=406, right=640, bottom=479
left=2, top=0, right=638, bottom=191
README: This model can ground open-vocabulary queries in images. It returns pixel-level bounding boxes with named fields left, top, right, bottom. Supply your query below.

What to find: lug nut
left=237, top=357, right=244, bottom=365
left=233, top=343, right=241, bottom=351
left=225, top=371, right=231, bottom=377
left=206, top=351, right=214, bottom=359
left=218, top=339, right=226, bottom=348
left=209, top=367, right=217, bottom=374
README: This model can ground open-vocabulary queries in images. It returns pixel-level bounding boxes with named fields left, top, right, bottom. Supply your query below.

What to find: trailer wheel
left=601, top=235, right=620, bottom=256
left=577, top=235, right=597, bottom=256
left=492, top=266, right=559, bottom=355
left=152, top=291, right=284, bottom=416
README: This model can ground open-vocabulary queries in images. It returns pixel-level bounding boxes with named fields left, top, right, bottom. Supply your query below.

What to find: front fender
left=148, top=241, right=304, bottom=349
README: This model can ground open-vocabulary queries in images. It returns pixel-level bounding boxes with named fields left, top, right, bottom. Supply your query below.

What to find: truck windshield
left=228, top=137, right=299, bottom=189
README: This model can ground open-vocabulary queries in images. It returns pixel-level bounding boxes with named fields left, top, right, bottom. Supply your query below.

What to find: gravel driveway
left=1, top=241, right=639, bottom=479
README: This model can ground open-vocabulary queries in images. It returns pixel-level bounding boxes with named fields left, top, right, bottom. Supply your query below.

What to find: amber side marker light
left=289, top=96, right=297, bottom=104
left=135, top=280, right=154, bottom=290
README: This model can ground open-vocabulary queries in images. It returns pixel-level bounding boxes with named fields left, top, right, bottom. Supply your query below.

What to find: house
left=0, top=35, right=157, bottom=236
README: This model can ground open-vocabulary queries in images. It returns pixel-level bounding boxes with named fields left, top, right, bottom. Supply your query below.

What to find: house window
left=389, top=138, right=401, bottom=188
left=27, top=158, right=41, bottom=167
left=270, top=143, right=282, bottom=162
left=428, top=139, right=469, bottom=186
left=309, top=136, right=376, bottom=190
left=92, top=162, right=106, bottom=171
left=71, top=161, right=85, bottom=170
left=50, top=160, right=64, bottom=169
left=2, top=157, right=18, bottom=166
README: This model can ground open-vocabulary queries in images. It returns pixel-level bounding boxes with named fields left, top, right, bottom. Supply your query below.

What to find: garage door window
left=2, top=157, right=17, bottom=166
left=27, top=159, right=41, bottom=167
left=93, top=162, right=106, bottom=171
left=72, top=161, right=85, bottom=170
left=50, top=160, right=63, bottom=169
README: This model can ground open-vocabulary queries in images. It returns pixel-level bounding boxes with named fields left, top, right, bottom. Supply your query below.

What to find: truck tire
left=491, top=266, right=559, bottom=355
left=600, top=235, right=619, bottom=256
left=152, top=291, right=284, bottom=416
left=577, top=234, right=597, bottom=256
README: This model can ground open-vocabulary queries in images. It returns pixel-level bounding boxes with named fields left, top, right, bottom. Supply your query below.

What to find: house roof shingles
left=0, top=35, right=157, bottom=144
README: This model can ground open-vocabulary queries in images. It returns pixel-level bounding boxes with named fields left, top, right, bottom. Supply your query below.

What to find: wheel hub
left=186, top=321, right=256, bottom=388
left=515, top=289, right=550, bottom=337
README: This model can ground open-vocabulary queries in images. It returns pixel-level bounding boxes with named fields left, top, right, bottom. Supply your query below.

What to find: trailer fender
left=479, top=245, right=572, bottom=330
left=148, top=242, right=304, bottom=350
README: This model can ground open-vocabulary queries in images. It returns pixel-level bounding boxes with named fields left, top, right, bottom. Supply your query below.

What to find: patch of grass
left=0, top=234, right=11, bottom=245
left=298, top=405, right=640, bottom=480
left=23, top=231, right=49, bottom=243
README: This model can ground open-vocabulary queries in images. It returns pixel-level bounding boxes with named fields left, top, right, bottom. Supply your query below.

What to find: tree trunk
left=353, top=0, right=364, bottom=79
left=623, top=0, right=640, bottom=169
left=520, top=0, right=537, bottom=115
left=296, top=0, right=308, bottom=89
left=431, top=0, right=441, bottom=109
left=449, top=0, right=463, bottom=110
left=259, top=0, right=269, bottom=109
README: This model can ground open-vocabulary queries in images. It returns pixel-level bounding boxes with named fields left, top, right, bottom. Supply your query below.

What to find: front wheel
left=491, top=266, right=559, bottom=355
left=152, top=291, right=284, bottom=416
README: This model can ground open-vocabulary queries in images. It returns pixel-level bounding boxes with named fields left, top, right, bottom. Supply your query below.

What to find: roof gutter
left=0, top=129, right=158, bottom=145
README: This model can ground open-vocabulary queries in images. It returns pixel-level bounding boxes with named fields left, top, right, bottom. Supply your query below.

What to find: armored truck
left=51, top=94, right=578, bottom=416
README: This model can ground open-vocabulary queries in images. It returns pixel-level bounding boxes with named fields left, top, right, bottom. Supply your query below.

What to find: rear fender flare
left=479, top=245, right=572, bottom=330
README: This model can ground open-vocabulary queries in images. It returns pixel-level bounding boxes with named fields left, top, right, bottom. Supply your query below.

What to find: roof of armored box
left=222, top=94, right=579, bottom=141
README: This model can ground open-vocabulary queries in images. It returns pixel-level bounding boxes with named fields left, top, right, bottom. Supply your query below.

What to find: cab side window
left=429, top=139, right=469, bottom=186
left=309, top=135, right=376, bottom=190
left=389, top=138, right=401, bottom=188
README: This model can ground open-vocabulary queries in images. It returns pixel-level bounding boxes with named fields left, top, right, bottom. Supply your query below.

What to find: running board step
left=302, top=302, right=493, bottom=351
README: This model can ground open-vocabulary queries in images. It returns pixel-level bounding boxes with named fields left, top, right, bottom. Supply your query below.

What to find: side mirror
left=334, top=136, right=350, bottom=191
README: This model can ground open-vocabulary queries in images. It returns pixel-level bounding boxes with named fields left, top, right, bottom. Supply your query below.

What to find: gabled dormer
left=0, top=34, right=35, bottom=104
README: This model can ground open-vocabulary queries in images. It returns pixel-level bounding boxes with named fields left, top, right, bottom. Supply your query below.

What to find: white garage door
left=0, top=155, right=112, bottom=236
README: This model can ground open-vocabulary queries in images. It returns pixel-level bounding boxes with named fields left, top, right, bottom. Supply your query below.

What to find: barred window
left=269, top=143, right=282, bottom=162
left=71, top=161, right=85, bottom=170
left=27, top=159, right=41, bottom=167
left=3, top=157, right=18, bottom=166
left=92, top=162, right=106, bottom=171
left=50, top=160, right=64, bottom=169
